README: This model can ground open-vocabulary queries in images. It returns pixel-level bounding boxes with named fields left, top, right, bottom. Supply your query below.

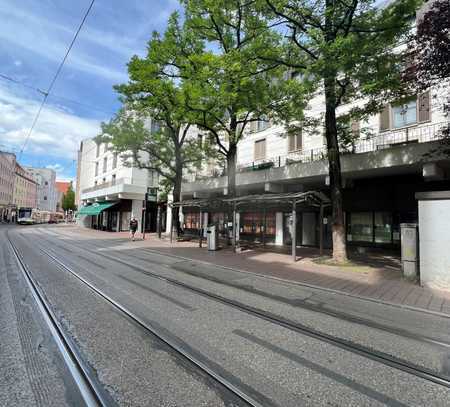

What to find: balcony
left=80, top=177, right=150, bottom=201
left=182, top=122, right=449, bottom=194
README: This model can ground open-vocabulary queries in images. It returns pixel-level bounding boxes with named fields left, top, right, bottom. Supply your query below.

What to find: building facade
left=0, top=151, right=16, bottom=222
left=180, top=81, right=450, bottom=250
left=13, top=163, right=38, bottom=211
left=25, top=167, right=57, bottom=212
left=55, top=181, right=71, bottom=212
left=77, top=138, right=160, bottom=232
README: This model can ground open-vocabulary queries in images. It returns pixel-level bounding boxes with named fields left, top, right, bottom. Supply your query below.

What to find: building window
left=254, top=139, right=266, bottom=161
left=103, top=157, right=107, bottom=173
left=392, top=98, right=417, bottom=128
left=102, top=177, right=106, bottom=183
left=44, top=181, right=48, bottom=186
left=113, top=153, right=118, bottom=169
left=347, top=211, right=396, bottom=244
left=257, top=115, right=270, bottom=132
left=95, top=162, right=99, bottom=176
left=288, top=131, right=302, bottom=152
left=44, top=196, right=47, bottom=201
left=112, top=174, right=116, bottom=184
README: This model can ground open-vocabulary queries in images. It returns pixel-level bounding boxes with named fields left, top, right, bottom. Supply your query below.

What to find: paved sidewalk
left=59, top=225, right=450, bottom=316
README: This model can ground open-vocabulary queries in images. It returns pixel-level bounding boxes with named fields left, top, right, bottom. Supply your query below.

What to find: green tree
left=62, top=183, right=76, bottom=211
left=256, top=0, right=420, bottom=262
left=101, top=14, right=207, bottom=234
left=182, top=0, right=285, bottom=198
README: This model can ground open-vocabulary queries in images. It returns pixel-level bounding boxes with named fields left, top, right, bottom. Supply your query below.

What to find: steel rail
left=34, top=245, right=267, bottom=407
left=35, top=239, right=450, bottom=391
left=6, top=233, right=109, bottom=407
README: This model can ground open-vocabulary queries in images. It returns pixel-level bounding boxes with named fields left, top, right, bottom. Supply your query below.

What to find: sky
left=0, top=0, right=180, bottom=181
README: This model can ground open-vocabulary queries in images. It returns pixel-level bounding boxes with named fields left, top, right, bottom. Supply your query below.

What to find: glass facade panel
left=349, top=212, right=373, bottom=242
left=374, top=212, right=392, bottom=243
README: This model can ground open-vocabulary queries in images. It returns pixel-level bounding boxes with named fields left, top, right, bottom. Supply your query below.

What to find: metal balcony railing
left=81, top=177, right=132, bottom=194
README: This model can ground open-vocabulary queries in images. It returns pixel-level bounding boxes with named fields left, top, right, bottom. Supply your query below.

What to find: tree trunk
left=172, top=163, right=183, bottom=237
left=227, top=144, right=237, bottom=198
left=324, top=77, right=348, bottom=263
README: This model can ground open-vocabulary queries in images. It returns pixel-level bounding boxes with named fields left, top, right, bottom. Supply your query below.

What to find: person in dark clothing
left=129, top=216, right=138, bottom=241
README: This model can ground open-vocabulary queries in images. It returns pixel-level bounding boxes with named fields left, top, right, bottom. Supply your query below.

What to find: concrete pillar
left=235, top=213, right=240, bottom=242
left=275, top=212, right=283, bottom=246
left=131, top=199, right=143, bottom=232
left=203, top=212, right=208, bottom=238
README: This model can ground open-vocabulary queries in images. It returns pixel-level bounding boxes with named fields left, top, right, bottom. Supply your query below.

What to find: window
left=113, top=153, right=118, bottom=169
left=112, top=174, right=116, bottom=184
left=45, top=181, right=48, bottom=186
left=348, top=212, right=373, bottom=242
left=44, top=196, right=47, bottom=201
left=257, top=116, right=270, bottom=132
left=288, top=131, right=302, bottom=152
left=254, top=139, right=266, bottom=160
left=374, top=212, right=392, bottom=243
left=102, top=178, right=106, bottom=183
left=347, top=211, right=396, bottom=244
left=95, top=162, right=99, bottom=176
left=379, top=92, right=430, bottom=131
left=392, top=98, right=417, bottom=128
left=103, top=157, right=107, bottom=173
left=151, top=120, right=161, bottom=133
left=96, top=143, right=100, bottom=158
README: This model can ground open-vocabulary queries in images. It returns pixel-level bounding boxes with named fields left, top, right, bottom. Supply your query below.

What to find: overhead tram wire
left=0, top=73, right=115, bottom=115
left=19, top=0, right=96, bottom=159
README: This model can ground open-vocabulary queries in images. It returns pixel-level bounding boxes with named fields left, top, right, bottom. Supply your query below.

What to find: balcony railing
left=237, top=121, right=448, bottom=172
left=81, top=177, right=132, bottom=194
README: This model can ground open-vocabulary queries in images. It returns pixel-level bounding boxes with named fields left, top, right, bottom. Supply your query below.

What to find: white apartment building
left=25, top=167, right=57, bottom=212
left=180, top=77, right=450, bottom=250
left=76, top=138, right=160, bottom=232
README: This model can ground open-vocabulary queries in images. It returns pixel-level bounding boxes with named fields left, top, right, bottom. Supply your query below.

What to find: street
left=2, top=224, right=450, bottom=406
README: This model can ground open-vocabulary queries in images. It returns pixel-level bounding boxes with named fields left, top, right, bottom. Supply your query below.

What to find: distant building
left=0, top=151, right=16, bottom=222
left=25, top=167, right=57, bottom=212
left=76, top=138, right=160, bottom=232
left=55, top=181, right=71, bottom=212
left=13, top=162, right=38, bottom=211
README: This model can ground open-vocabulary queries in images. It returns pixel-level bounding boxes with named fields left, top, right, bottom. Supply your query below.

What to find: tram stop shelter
left=171, top=191, right=331, bottom=261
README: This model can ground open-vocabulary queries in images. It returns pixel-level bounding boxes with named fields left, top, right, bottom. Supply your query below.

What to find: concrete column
left=203, top=212, right=208, bottom=238
left=292, top=202, right=297, bottom=262
left=131, top=199, right=143, bottom=232
left=235, top=213, right=240, bottom=242
left=275, top=212, right=283, bottom=246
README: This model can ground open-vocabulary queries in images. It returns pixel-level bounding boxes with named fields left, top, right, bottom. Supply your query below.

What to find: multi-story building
left=13, top=163, right=38, bottom=211
left=56, top=181, right=71, bottom=212
left=180, top=81, right=450, bottom=250
left=25, top=167, right=57, bottom=212
left=0, top=151, right=16, bottom=222
left=76, top=138, right=160, bottom=232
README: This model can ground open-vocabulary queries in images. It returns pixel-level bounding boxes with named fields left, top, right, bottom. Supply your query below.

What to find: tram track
left=44, top=227, right=450, bottom=349
left=8, top=231, right=270, bottom=407
left=30, top=234, right=450, bottom=391
left=6, top=231, right=112, bottom=407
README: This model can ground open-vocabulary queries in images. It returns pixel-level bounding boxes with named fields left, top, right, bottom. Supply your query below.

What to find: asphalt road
left=2, top=224, right=450, bottom=406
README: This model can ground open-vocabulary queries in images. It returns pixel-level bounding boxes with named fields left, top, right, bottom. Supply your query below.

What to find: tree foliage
left=255, top=0, right=420, bottom=261
left=62, top=183, right=76, bottom=211
left=181, top=0, right=286, bottom=197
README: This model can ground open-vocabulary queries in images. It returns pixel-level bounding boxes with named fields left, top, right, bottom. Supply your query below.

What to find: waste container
left=207, top=225, right=218, bottom=251
left=400, top=223, right=419, bottom=280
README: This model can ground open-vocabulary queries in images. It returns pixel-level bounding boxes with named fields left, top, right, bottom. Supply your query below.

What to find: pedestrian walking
left=129, top=216, right=138, bottom=241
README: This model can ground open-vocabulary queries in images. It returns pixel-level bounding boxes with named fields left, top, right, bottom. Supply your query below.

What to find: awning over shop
left=76, top=201, right=118, bottom=216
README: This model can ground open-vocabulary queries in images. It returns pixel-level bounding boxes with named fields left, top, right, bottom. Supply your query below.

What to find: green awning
left=77, top=202, right=117, bottom=216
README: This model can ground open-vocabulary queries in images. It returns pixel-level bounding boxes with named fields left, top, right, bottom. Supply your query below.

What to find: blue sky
left=0, top=0, right=180, bottom=181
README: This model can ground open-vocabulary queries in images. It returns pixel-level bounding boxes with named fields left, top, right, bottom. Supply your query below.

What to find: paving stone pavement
left=55, top=225, right=450, bottom=316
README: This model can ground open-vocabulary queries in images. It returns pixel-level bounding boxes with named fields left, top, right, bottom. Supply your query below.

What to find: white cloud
left=45, top=163, right=64, bottom=173
left=0, top=85, right=102, bottom=160
left=14, top=60, right=22, bottom=67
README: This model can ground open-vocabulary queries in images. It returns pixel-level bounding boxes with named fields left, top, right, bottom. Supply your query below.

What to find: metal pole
left=142, top=208, right=146, bottom=240
left=170, top=206, right=173, bottom=243
left=199, top=209, right=203, bottom=248
left=232, top=202, right=237, bottom=251
left=156, top=205, right=161, bottom=239
left=292, top=201, right=296, bottom=262
left=319, top=203, right=324, bottom=256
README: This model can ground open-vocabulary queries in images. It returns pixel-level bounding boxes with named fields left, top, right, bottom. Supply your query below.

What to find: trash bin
left=207, top=225, right=218, bottom=251
left=400, top=223, right=419, bottom=280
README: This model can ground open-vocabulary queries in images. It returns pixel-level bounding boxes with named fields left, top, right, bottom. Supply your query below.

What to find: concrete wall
left=418, top=194, right=450, bottom=290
